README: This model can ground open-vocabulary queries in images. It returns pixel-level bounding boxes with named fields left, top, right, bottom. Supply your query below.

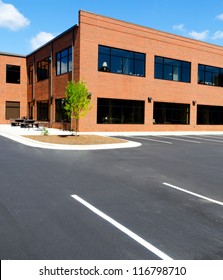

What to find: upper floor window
left=154, top=56, right=191, bottom=83
left=6, top=65, right=20, bottom=84
left=98, top=45, right=145, bottom=77
left=28, top=65, right=33, bottom=84
left=56, top=47, right=72, bottom=75
left=198, top=64, right=223, bottom=87
left=37, top=57, right=51, bottom=81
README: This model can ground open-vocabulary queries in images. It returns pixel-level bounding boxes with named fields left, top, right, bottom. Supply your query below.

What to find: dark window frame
left=197, top=105, right=223, bottom=124
left=154, top=56, right=191, bottom=83
left=97, top=98, right=145, bottom=124
left=28, top=65, right=33, bottom=84
left=55, top=98, right=70, bottom=122
left=37, top=101, right=49, bottom=121
left=37, top=57, right=51, bottom=81
left=6, top=64, right=20, bottom=84
left=56, top=46, right=72, bottom=76
left=5, top=101, right=20, bottom=119
left=98, top=45, right=146, bottom=77
left=153, top=102, right=190, bottom=125
left=198, top=64, right=223, bottom=87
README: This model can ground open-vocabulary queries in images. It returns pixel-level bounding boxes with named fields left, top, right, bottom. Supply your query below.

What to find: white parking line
left=163, top=183, right=223, bottom=207
left=71, top=194, right=173, bottom=260
left=159, top=136, right=201, bottom=144
left=130, top=136, right=172, bottom=145
left=200, top=135, right=223, bottom=140
left=184, top=136, right=223, bottom=143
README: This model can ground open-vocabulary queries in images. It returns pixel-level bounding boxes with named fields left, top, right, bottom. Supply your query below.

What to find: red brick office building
left=2, top=10, right=223, bottom=132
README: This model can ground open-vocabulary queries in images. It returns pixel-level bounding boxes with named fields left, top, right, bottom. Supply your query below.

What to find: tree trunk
left=75, top=118, right=79, bottom=137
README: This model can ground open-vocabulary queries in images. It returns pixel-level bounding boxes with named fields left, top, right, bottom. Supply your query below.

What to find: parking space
left=0, top=133, right=223, bottom=259
left=126, top=134, right=223, bottom=146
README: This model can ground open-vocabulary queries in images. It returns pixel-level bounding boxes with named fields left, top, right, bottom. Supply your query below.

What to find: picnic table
left=11, top=118, right=39, bottom=128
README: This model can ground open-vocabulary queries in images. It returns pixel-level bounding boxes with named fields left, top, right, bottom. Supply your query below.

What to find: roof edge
left=0, top=52, right=26, bottom=58
left=26, top=24, right=78, bottom=57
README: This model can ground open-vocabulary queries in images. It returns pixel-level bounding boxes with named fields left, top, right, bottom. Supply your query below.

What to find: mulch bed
left=24, top=135, right=127, bottom=145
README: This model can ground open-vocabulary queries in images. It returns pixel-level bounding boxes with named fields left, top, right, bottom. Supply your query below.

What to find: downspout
left=72, top=26, right=75, bottom=82
left=33, top=53, right=35, bottom=119
left=50, top=42, right=53, bottom=127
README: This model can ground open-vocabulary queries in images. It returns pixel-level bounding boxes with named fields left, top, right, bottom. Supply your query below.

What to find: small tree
left=64, top=80, right=91, bottom=136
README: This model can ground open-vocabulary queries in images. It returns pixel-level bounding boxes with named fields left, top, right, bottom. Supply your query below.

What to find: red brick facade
left=1, top=10, right=223, bottom=132
left=0, top=53, right=27, bottom=123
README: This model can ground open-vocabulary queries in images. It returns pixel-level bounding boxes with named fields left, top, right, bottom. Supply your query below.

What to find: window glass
left=123, top=58, right=134, bottom=75
left=154, top=63, right=163, bottom=79
left=6, top=65, right=20, bottom=84
left=61, top=56, right=68, bottom=74
left=165, top=58, right=180, bottom=67
left=135, top=60, right=145, bottom=76
left=198, top=69, right=204, bottom=84
left=5, top=101, right=20, bottom=119
left=182, top=68, right=190, bottom=83
left=55, top=99, right=70, bottom=122
left=182, top=61, right=190, bottom=68
left=56, top=47, right=72, bottom=75
left=98, top=45, right=145, bottom=77
left=37, top=101, right=49, bottom=121
left=28, top=65, right=33, bottom=84
left=97, top=98, right=144, bottom=124
left=198, top=64, right=223, bottom=87
left=173, top=66, right=180, bottom=81
left=164, top=65, right=172, bottom=80
left=111, top=56, right=122, bottom=73
left=205, top=71, right=213, bottom=85
left=153, top=102, right=190, bottom=125
left=99, top=45, right=110, bottom=54
left=37, top=57, right=50, bottom=81
left=61, top=49, right=68, bottom=57
left=135, top=53, right=145, bottom=60
left=197, top=105, right=223, bottom=124
left=154, top=56, right=191, bottom=83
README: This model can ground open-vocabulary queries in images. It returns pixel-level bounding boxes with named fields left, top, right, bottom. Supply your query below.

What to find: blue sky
left=1, top=0, right=223, bottom=55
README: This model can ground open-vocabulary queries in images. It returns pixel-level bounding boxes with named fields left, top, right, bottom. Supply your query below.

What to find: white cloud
left=216, top=13, right=223, bottom=21
left=189, top=30, right=209, bottom=41
left=173, top=24, right=186, bottom=32
left=212, top=30, right=223, bottom=40
left=30, top=32, right=55, bottom=50
left=0, top=0, right=30, bottom=31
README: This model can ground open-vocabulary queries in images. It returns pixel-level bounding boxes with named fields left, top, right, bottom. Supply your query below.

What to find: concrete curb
left=1, top=125, right=223, bottom=150
left=0, top=131, right=142, bottom=150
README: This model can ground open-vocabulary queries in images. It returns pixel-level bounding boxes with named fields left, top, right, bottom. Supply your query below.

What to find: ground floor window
left=197, top=105, right=223, bottom=124
left=5, top=101, right=20, bottom=119
left=28, top=102, right=34, bottom=119
left=153, top=102, right=190, bottom=124
left=55, top=98, right=70, bottom=122
left=37, top=101, right=49, bottom=121
left=97, top=98, right=145, bottom=124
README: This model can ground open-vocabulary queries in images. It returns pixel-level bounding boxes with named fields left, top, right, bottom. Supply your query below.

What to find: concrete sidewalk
left=0, top=125, right=141, bottom=150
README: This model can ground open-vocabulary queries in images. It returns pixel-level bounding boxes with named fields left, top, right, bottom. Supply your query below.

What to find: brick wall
left=0, top=53, right=27, bottom=123
left=78, top=11, right=223, bottom=132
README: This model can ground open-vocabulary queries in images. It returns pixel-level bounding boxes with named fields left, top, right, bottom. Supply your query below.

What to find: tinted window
left=198, top=64, right=223, bottom=87
left=98, top=45, right=145, bottom=77
left=97, top=98, right=145, bottom=124
left=6, top=65, right=20, bottom=84
left=56, top=47, right=72, bottom=75
left=154, top=56, right=191, bottom=83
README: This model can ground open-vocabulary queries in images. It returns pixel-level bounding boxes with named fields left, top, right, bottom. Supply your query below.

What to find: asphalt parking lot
left=0, top=134, right=223, bottom=260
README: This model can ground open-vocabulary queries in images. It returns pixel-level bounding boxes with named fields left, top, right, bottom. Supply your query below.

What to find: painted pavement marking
left=71, top=194, right=173, bottom=260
